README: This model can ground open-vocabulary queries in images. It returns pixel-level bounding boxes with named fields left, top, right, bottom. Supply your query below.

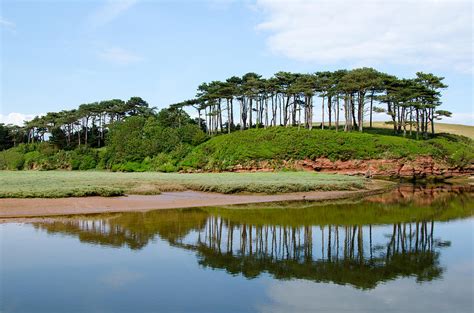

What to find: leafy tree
left=157, top=107, right=193, bottom=128
left=0, top=124, right=13, bottom=151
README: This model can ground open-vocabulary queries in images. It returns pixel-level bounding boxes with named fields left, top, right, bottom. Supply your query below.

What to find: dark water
left=1, top=186, right=473, bottom=313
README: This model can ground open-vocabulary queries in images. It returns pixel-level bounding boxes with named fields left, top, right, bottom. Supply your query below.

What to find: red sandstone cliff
left=230, top=156, right=473, bottom=178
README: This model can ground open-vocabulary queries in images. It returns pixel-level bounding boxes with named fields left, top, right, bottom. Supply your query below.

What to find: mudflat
left=0, top=187, right=388, bottom=219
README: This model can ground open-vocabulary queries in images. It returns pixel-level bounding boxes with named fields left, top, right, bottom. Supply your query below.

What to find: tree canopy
left=0, top=68, right=451, bottom=154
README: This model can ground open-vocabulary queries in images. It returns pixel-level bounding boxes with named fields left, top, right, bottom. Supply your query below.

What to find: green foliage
left=148, top=154, right=178, bottom=172
left=0, top=143, right=100, bottom=170
left=112, top=161, right=149, bottom=172
left=426, top=134, right=474, bottom=168
left=105, top=115, right=207, bottom=170
left=0, top=123, right=14, bottom=151
left=106, top=116, right=148, bottom=164
left=24, top=150, right=43, bottom=169
left=156, top=107, right=194, bottom=128
left=0, top=148, right=25, bottom=170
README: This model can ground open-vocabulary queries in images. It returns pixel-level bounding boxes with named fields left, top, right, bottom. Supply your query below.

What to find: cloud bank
left=256, top=0, right=473, bottom=73
left=0, top=113, right=40, bottom=126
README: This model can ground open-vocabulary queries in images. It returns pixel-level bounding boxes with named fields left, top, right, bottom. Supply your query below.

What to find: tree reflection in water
left=32, top=185, right=472, bottom=290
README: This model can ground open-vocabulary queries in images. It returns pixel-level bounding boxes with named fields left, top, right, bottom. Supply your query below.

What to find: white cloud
left=256, top=0, right=473, bottom=73
left=86, top=0, right=139, bottom=29
left=0, top=17, right=15, bottom=29
left=0, top=113, right=41, bottom=126
left=98, top=47, right=143, bottom=65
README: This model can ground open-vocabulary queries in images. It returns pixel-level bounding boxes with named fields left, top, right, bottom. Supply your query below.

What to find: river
left=1, top=185, right=472, bottom=313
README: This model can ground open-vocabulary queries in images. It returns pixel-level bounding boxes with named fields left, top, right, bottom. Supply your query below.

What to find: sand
left=0, top=185, right=390, bottom=219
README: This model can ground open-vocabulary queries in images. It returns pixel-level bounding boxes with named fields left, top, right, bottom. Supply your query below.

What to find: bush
left=112, top=161, right=149, bottom=172
left=79, top=155, right=97, bottom=170
left=106, top=116, right=207, bottom=168
left=23, top=151, right=43, bottom=169
left=0, top=149, right=25, bottom=170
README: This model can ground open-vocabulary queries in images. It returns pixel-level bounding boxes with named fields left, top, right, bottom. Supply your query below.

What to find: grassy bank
left=182, top=127, right=474, bottom=170
left=0, top=171, right=367, bottom=198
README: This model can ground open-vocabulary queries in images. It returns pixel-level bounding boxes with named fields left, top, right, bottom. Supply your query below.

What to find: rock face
left=231, top=157, right=473, bottom=179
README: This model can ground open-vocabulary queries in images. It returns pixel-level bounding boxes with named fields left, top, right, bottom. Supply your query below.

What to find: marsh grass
left=0, top=170, right=366, bottom=198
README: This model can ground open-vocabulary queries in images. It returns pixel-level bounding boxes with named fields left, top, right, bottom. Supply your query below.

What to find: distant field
left=370, top=122, right=474, bottom=139
left=312, top=121, right=473, bottom=139
left=0, top=171, right=367, bottom=198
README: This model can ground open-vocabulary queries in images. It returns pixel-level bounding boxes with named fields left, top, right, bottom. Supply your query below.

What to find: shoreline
left=0, top=181, right=393, bottom=219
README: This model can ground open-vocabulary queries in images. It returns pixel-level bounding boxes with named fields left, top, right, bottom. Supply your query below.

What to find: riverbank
left=0, top=180, right=392, bottom=218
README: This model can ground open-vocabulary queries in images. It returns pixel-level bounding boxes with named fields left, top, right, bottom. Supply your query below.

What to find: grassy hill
left=181, top=127, right=473, bottom=170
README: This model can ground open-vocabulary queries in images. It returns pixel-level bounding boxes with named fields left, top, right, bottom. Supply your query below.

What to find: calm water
left=1, top=186, right=473, bottom=313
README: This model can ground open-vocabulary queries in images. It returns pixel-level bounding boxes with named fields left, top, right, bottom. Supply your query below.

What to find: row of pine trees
left=181, top=68, right=449, bottom=138
left=1, top=68, right=450, bottom=150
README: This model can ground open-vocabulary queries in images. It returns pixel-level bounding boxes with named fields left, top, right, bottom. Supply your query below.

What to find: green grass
left=181, top=127, right=474, bottom=170
left=0, top=170, right=367, bottom=198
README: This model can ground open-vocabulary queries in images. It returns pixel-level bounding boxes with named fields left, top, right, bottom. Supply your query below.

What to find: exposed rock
left=230, top=156, right=473, bottom=179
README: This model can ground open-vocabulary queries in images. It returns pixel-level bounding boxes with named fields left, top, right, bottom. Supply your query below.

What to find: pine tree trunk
left=369, top=90, right=374, bottom=128
left=227, top=99, right=231, bottom=134
left=321, top=96, right=325, bottom=130
left=351, top=95, right=358, bottom=130
left=265, top=97, right=268, bottom=128
left=218, top=99, right=223, bottom=132
left=328, top=96, right=332, bottom=128
left=249, top=98, right=253, bottom=129
left=430, top=108, right=435, bottom=135
left=230, top=98, right=234, bottom=130
left=358, top=92, right=364, bottom=132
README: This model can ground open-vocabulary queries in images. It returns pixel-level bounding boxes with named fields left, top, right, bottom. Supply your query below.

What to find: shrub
left=79, top=155, right=97, bottom=170
left=23, top=151, right=43, bottom=169
left=0, top=149, right=25, bottom=170
left=114, top=161, right=149, bottom=172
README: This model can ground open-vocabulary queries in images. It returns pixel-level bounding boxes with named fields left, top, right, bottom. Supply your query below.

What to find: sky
left=1, top=0, right=473, bottom=125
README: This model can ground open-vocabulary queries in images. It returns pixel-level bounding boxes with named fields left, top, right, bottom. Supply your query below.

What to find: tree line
left=0, top=97, right=153, bottom=150
left=180, top=69, right=450, bottom=139
left=0, top=68, right=451, bottom=151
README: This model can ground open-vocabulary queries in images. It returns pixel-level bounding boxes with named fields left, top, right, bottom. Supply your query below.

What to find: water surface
left=1, top=185, right=473, bottom=313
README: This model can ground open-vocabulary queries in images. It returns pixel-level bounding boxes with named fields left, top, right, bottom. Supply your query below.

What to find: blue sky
left=1, top=0, right=472, bottom=125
